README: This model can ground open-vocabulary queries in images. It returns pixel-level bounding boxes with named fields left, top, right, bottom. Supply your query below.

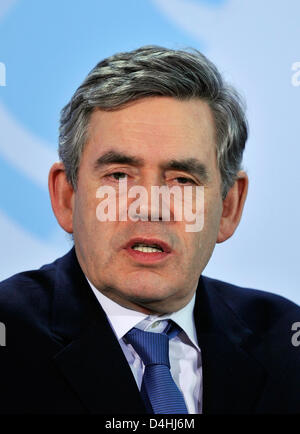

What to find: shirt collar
left=87, top=277, right=199, bottom=350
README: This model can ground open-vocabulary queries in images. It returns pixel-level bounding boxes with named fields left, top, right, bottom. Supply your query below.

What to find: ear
left=217, top=171, right=248, bottom=243
left=48, top=162, right=74, bottom=233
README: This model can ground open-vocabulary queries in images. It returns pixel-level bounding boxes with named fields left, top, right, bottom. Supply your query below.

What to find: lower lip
left=124, top=248, right=171, bottom=263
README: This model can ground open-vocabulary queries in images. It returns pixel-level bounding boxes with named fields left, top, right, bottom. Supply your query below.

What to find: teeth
left=132, top=244, right=163, bottom=253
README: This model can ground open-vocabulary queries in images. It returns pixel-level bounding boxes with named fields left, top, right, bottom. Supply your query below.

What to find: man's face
left=72, top=97, right=223, bottom=314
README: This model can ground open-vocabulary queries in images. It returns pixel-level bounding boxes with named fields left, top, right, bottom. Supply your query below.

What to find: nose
left=127, top=172, right=176, bottom=223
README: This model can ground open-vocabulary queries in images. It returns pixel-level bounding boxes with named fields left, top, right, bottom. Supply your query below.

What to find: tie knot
left=125, top=327, right=170, bottom=367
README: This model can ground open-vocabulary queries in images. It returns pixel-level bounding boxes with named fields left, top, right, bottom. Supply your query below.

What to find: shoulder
left=0, top=254, right=64, bottom=330
left=200, top=277, right=300, bottom=412
left=0, top=255, right=60, bottom=299
left=201, top=275, right=300, bottom=334
left=202, top=274, right=298, bottom=309
left=0, top=247, right=93, bottom=342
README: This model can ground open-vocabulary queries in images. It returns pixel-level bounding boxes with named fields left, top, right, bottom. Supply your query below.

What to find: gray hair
left=59, top=45, right=248, bottom=199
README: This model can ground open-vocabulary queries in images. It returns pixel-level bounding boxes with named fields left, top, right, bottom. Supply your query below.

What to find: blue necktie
left=125, top=322, right=188, bottom=414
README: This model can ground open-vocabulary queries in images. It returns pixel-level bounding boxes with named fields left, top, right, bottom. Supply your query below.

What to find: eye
left=108, top=172, right=128, bottom=181
left=175, top=177, right=196, bottom=185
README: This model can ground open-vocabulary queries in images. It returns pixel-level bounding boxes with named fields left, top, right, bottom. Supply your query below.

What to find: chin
left=124, top=280, right=174, bottom=303
left=125, top=269, right=165, bottom=286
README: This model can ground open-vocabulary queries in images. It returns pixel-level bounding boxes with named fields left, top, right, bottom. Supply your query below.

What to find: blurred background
left=0, top=0, right=299, bottom=303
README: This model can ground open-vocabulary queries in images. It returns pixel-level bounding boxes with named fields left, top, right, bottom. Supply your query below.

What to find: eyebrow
left=162, top=158, right=210, bottom=183
left=93, top=150, right=210, bottom=183
left=93, top=151, right=144, bottom=170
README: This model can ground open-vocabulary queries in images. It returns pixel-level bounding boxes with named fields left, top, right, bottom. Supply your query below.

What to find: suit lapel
left=194, top=276, right=267, bottom=414
left=50, top=248, right=146, bottom=414
left=53, top=320, right=146, bottom=414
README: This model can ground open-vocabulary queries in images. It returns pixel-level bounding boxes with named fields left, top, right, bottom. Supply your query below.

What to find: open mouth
left=131, top=243, right=164, bottom=253
left=123, top=238, right=172, bottom=263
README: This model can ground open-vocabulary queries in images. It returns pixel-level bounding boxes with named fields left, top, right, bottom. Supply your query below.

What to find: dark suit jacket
left=0, top=247, right=299, bottom=414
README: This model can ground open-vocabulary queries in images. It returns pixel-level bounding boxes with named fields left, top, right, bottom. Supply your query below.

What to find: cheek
left=73, top=190, right=98, bottom=240
left=205, top=189, right=223, bottom=231
left=185, top=198, right=222, bottom=266
left=199, top=200, right=222, bottom=258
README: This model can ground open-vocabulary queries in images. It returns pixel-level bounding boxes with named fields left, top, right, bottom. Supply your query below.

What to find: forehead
left=85, top=96, right=217, bottom=164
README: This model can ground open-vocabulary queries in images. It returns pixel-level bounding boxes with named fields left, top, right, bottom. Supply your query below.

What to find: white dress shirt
left=87, top=279, right=203, bottom=414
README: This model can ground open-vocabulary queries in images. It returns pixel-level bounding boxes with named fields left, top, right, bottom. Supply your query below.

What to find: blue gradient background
left=0, top=0, right=299, bottom=303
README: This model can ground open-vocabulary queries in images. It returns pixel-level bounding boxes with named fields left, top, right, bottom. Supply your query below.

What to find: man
left=0, top=45, right=299, bottom=414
